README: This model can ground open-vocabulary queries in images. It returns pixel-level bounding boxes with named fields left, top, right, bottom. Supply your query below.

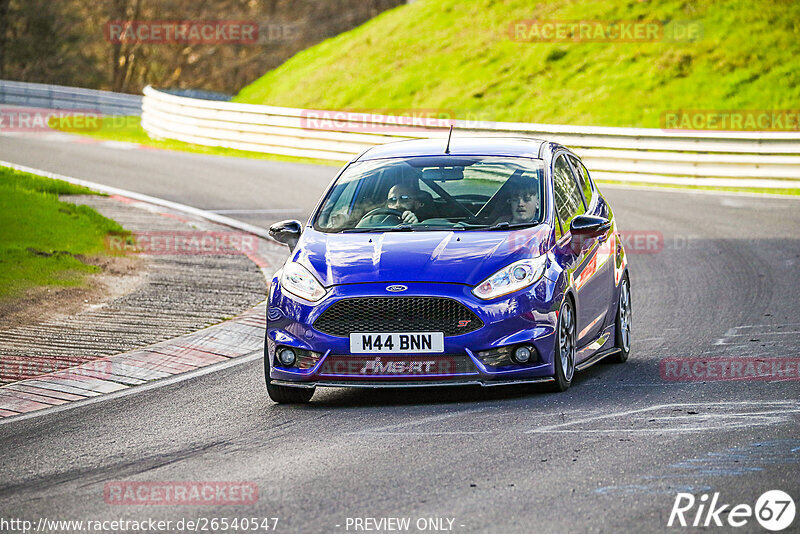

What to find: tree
left=0, top=0, right=405, bottom=94
left=0, top=0, right=10, bottom=78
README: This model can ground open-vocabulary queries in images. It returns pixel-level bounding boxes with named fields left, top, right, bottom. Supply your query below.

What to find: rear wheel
left=549, top=297, right=576, bottom=392
left=608, top=273, right=631, bottom=363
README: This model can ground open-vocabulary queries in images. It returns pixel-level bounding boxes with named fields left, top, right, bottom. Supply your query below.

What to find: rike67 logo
left=668, top=490, right=795, bottom=531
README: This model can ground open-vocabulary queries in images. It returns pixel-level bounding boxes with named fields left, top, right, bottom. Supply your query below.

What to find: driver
left=497, top=183, right=540, bottom=224
left=386, top=185, right=423, bottom=224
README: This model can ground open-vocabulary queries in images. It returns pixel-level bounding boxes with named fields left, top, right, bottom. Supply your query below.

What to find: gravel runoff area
left=0, top=193, right=287, bottom=387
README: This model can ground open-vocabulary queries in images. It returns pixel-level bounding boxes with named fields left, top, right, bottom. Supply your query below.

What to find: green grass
left=0, top=169, right=96, bottom=196
left=56, top=116, right=341, bottom=167
left=0, top=166, right=128, bottom=300
left=234, top=0, right=800, bottom=128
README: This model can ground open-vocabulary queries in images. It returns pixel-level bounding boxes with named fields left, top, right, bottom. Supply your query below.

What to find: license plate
left=349, top=332, right=444, bottom=354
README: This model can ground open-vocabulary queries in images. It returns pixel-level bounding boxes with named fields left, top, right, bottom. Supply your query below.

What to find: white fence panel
left=141, top=86, right=800, bottom=188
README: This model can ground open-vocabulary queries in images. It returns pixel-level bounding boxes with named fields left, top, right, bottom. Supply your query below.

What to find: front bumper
left=266, top=278, right=561, bottom=388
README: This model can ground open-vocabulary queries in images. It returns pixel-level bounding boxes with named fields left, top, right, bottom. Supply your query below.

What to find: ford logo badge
left=386, top=285, right=408, bottom=292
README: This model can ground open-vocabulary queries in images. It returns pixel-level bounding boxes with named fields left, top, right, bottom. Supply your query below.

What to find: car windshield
left=313, top=156, right=545, bottom=233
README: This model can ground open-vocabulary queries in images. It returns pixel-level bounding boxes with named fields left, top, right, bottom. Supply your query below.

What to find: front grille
left=313, top=297, right=483, bottom=337
left=319, top=354, right=477, bottom=377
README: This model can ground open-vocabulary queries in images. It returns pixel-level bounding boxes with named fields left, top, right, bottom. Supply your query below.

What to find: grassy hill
left=234, top=0, right=800, bottom=128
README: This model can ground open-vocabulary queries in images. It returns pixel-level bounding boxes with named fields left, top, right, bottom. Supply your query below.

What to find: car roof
left=355, top=136, right=549, bottom=161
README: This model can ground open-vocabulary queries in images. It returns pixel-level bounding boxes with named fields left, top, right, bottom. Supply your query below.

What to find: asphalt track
left=1, top=134, right=799, bottom=533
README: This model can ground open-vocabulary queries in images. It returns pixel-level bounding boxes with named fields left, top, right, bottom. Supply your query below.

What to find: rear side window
left=552, top=154, right=586, bottom=239
left=568, top=155, right=594, bottom=208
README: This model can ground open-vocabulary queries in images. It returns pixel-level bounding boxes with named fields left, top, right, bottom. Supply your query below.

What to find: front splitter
left=270, top=377, right=555, bottom=389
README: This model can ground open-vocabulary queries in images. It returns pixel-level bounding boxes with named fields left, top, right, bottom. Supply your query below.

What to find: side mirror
left=269, top=220, right=303, bottom=251
left=570, top=214, right=611, bottom=237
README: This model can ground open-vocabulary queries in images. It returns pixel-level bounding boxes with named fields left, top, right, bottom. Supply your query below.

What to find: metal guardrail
left=0, top=80, right=142, bottom=116
left=141, top=85, right=800, bottom=188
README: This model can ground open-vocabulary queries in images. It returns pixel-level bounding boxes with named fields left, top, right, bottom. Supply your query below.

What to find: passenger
left=498, top=183, right=540, bottom=224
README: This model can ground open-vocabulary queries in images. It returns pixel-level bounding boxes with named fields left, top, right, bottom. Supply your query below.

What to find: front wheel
left=267, top=379, right=314, bottom=404
left=265, top=364, right=314, bottom=403
left=549, top=297, right=576, bottom=392
left=608, top=273, right=631, bottom=363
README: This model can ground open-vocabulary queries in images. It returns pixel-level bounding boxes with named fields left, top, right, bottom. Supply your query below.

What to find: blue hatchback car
left=265, top=137, right=631, bottom=403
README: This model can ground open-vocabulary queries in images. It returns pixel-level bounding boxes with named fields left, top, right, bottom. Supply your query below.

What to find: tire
left=608, top=273, right=631, bottom=363
left=549, top=297, right=576, bottom=392
left=265, top=362, right=314, bottom=403
left=266, top=379, right=314, bottom=404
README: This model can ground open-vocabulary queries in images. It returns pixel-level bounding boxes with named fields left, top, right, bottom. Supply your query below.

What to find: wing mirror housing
left=269, top=220, right=303, bottom=251
left=570, top=214, right=611, bottom=237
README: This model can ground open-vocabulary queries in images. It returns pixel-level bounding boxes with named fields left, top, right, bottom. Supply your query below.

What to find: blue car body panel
left=295, top=226, right=551, bottom=286
left=266, top=138, right=628, bottom=388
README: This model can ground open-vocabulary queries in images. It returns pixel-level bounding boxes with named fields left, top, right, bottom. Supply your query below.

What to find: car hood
left=292, top=227, right=551, bottom=287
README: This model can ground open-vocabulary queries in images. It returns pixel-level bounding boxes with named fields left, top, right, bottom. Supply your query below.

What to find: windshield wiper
left=464, top=221, right=542, bottom=231
left=340, top=227, right=388, bottom=233
left=340, top=225, right=416, bottom=233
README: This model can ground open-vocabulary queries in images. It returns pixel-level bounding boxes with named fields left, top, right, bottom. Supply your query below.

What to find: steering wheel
left=357, top=207, right=404, bottom=227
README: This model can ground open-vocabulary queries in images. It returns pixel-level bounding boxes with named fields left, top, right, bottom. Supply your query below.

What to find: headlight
left=280, top=262, right=327, bottom=302
left=472, top=257, right=547, bottom=300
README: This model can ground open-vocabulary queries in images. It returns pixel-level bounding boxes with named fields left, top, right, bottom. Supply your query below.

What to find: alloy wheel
left=618, top=279, right=631, bottom=353
left=559, top=301, right=576, bottom=382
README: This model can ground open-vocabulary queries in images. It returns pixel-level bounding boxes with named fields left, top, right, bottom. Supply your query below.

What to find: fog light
left=278, top=347, right=297, bottom=366
left=514, top=345, right=533, bottom=364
